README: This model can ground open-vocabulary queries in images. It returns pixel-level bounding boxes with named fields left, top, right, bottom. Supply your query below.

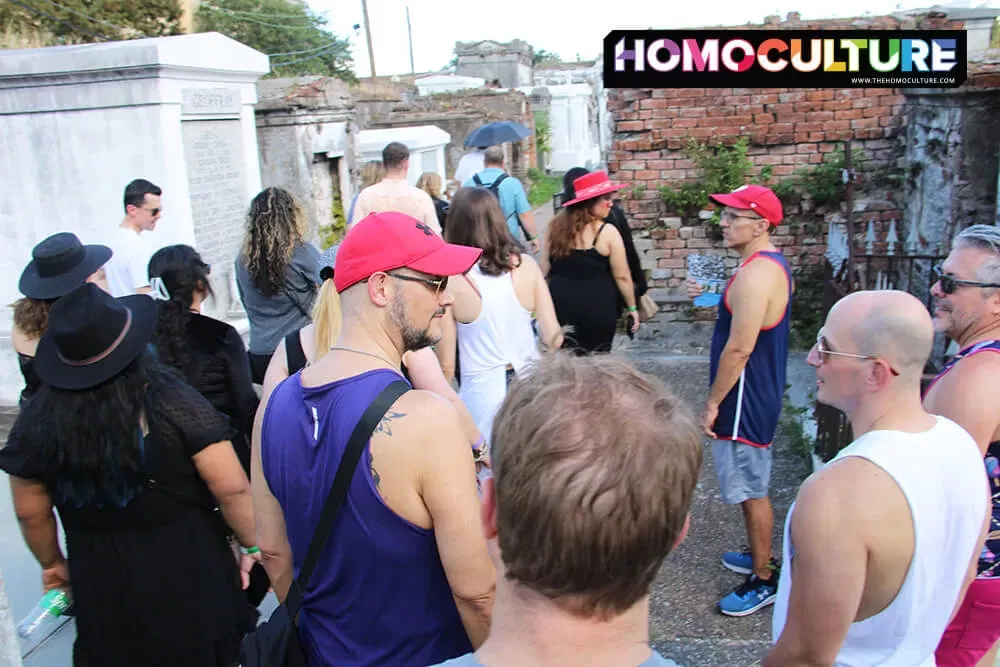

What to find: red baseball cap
left=709, top=185, right=783, bottom=226
left=334, top=212, right=483, bottom=292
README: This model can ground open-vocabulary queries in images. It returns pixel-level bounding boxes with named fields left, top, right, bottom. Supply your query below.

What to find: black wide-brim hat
left=19, top=232, right=113, bottom=300
left=35, top=283, right=157, bottom=390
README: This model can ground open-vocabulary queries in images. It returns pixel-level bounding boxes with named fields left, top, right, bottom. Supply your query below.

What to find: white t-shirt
left=104, top=226, right=152, bottom=297
left=349, top=179, right=441, bottom=234
left=453, top=151, right=485, bottom=185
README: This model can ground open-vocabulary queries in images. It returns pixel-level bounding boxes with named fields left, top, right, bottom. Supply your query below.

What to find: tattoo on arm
left=373, top=410, right=405, bottom=436
left=370, top=410, right=405, bottom=490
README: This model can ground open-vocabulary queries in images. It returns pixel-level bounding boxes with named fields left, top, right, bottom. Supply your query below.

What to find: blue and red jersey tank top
left=924, top=339, right=1000, bottom=579
left=709, top=251, right=792, bottom=447
left=260, top=368, right=472, bottom=665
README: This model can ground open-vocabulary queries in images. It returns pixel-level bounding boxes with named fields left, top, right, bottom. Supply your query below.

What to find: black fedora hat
left=19, top=232, right=112, bottom=300
left=34, top=283, right=157, bottom=390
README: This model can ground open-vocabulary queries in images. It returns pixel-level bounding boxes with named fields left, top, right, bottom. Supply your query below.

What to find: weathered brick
left=807, top=90, right=835, bottom=102
left=824, top=99, right=853, bottom=111
left=755, top=113, right=775, bottom=124
left=834, top=109, right=863, bottom=120
left=618, top=121, right=644, bottom=131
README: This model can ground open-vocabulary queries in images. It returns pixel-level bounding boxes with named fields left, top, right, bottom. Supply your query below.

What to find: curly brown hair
left=11, top=297, right=55, bottom=339
left=444, top=187, right=522, bottom=277
left=546, top=202, right=602, bottom=261
left=241, top=187, right=308, bottom=296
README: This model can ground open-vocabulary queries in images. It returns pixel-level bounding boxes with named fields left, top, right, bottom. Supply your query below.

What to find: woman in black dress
left=542, top=171, right=640, bottom=353
left=12, top=232, right=111, bottom=406
left=147, top=245, right=270, bottom=606
left=0, top=284, right=259, bottom=667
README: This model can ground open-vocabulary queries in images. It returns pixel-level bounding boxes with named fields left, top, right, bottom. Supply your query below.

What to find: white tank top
left=771, top=416, right=988, bottom=667
left=457, top=264, right=539, bottom=442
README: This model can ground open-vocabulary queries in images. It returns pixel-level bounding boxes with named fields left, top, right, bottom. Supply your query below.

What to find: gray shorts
left=713, top=439, right=772, bottom=505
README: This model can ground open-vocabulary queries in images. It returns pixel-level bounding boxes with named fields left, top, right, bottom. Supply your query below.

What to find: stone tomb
left=0, top=32, right=269, bottom=405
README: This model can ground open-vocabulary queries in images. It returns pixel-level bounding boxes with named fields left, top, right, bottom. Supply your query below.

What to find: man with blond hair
left=430, top=352, right=701, bottom=667
left=767, top=290, right=988, bottom=666
left=924, top=224, right=1000, bottom=667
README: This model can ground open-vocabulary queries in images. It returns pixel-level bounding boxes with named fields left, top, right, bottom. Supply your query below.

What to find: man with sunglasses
left=251, top=212, right=496, bottom=666
left=686, top=184, right=792, bottom=616
left=924, top=224, right=1000, bottom=667
left=767, top=290, right=988, bottom=666
left=104, top=178, right=161, bottom=297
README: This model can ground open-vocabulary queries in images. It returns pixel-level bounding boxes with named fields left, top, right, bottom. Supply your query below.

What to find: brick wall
left=607, top=12, right=967, bottom=303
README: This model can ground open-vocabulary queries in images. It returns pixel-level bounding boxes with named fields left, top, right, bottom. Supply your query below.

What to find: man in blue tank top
left=687, top=184, right=792, bottom=617
left=429, top=353, right=700, bottom=667
left=250, top=212, right=496, bottom=666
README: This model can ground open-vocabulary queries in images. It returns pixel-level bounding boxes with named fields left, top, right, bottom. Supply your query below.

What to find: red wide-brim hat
left=561, top=170, right=626, bottom=207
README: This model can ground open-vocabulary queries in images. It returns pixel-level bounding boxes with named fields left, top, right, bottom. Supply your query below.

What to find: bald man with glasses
left=766, top=289, right=988, bottom=667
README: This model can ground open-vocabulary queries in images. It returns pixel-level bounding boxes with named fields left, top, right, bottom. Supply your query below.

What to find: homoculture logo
left=603, top=30, right=967, bottom=89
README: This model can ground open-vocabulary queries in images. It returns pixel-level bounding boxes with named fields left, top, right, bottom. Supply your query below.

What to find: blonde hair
left=417, top=172, right=443, bottom=199
left=310, top=277, right=343, bottom=364
left=360, top=161, right=386, bottom=190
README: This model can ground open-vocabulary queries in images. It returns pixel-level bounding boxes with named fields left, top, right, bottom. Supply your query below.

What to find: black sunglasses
left=142, top=207, right=160, bottom=216
left=933, top=264, right=1000, bottom=295
left=387, top=272, right=448, bottom=295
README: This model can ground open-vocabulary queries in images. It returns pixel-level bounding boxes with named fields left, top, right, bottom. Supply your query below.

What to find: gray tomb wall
left=0, top=33, right=269, bottom=404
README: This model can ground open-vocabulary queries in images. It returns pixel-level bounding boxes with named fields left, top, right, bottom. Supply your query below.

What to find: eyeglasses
left=933, top=264, right=1000, bottom=295
left=720, top=210, right=760, bottom=224
left=815, top=332, right=900, bottom=376
left=387, top=272, right=448, bottom=296
left=143, top=207, right=160, bottom=216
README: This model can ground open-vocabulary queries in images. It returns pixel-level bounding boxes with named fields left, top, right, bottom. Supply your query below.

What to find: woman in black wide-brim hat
left=13, top=232, right=112, bottom=406
left=0, top=283, right=259, bottom=667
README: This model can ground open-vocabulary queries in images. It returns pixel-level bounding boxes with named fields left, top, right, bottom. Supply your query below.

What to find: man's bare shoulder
left=797, top=455, right=905, bottom=526
left=389, top=389, right=464, bottom=440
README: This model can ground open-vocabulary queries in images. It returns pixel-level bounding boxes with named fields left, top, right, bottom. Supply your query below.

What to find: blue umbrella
left=464, top=121, right=532, bottom=148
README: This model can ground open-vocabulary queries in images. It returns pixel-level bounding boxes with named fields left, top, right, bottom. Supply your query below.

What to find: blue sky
left=305, top=0, right=998, bottom=77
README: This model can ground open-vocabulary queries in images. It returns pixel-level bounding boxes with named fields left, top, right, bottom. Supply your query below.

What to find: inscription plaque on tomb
left=181, top=119, right=247, bottom=313
left=182, top=88, right=241, bottom=117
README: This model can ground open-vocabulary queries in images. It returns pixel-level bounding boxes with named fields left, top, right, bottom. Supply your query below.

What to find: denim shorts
left=713, top=439, right=772, bottom=505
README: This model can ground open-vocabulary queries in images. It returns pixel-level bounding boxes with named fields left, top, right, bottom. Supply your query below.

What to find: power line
left=199, top=2, right=315, bottom=20
left=268, top=40, right=344, bottom=57
left=33, top=0, right=137, bottom=34
left=7, top=0, right=112, bottom=40
left=199, top=3, right=318, bottom=29
left=271, top=41, right=344, bottom=67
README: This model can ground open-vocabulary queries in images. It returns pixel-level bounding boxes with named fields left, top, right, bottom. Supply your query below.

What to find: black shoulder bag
left=239, top=380, right=410, bottom=667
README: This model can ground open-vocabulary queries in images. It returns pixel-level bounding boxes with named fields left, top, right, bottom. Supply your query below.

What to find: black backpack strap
left=472, top=174, right=483, bottom=186
left=490, top=173, right=508, bottom=192
left=285, top=331, right=307, bottom=375
left=284, top=379, right=410, bottom=621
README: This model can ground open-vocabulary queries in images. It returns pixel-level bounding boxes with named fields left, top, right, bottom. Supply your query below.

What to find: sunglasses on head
left=933, top=264, right=1000, bottom=295
left=815, top=332, right=899, bottom=376
left=387, top=271, right=448, bottom=296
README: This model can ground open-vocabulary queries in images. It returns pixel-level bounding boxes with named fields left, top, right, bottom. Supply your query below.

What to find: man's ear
left=367, top=273, right=392, bottom=307
left=481, top=476, right=498, bottom=540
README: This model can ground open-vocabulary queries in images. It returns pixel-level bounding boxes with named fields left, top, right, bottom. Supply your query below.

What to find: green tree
left=532, top=48, right=561, bottom=65
left=0, top=0, right=180, bottom=45
left=194, top=0, right=355, bottom=80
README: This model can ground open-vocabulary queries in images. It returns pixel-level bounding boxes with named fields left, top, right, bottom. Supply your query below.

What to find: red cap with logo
left=709, top=185, right=783, bottom=226
left=334, top=212, right=483, bottom=292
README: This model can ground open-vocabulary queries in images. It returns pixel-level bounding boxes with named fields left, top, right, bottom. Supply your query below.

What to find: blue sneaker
left=719, top=572, right=778, bottom=617
left=721, top=549, right=753, bottom=575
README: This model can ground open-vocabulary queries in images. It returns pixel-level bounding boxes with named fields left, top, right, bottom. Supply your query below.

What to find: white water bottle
left=17, top=589, right=72, bottom=657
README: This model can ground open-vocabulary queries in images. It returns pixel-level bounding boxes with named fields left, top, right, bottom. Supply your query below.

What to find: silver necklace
left=329, top=345, right=398, bottom=368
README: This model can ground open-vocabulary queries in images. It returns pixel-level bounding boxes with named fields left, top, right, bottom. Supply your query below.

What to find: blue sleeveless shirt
left=709, top=250, right=792, bottom=447
left=261, top=368, right=473, bottom=666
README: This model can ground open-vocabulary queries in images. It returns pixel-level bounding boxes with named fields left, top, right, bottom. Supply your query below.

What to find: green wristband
left=242, top=545, right=260, bottom=555
left=627, top=306, right=638, bottom=313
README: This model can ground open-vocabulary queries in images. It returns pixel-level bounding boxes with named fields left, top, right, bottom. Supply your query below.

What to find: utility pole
left=406, top=6, right=415, bottom=74
left=360, top=0, right=376, bottom=77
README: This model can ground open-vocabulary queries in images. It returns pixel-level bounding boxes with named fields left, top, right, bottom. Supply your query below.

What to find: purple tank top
left=261, top=369, right=472, bottom=666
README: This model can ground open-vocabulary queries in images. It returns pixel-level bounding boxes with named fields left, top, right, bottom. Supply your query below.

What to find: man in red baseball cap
left=687, top=184, right=793, bottom=617
left=251, top=211, right=497, bottom=665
